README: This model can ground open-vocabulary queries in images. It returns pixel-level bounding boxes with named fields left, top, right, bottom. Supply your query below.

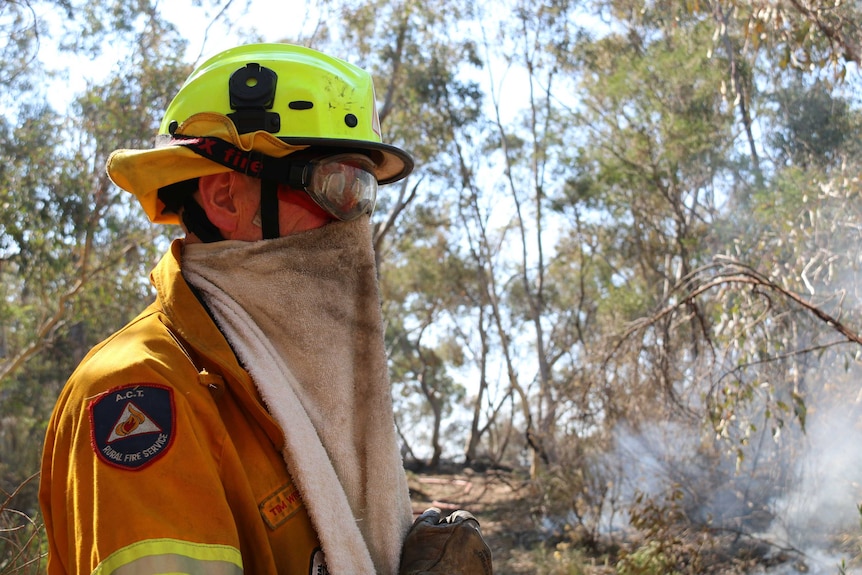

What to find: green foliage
left=767, top=80, right=860, bottom=170
left=616, top=489, right=693, bottom=575
left=551, top=19, right=732, bottom=386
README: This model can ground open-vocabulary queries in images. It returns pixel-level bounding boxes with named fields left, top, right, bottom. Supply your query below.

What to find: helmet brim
left=107, top=113, right=413, bottom=225
left=275, top=137, right=414, bottom=186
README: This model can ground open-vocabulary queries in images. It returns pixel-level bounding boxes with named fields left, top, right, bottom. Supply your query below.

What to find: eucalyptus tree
left=484, top=0, right=587, bottom=473
left=707, top=78, right=862, bottom=450
left=384, top=0, right=593, bottom=476
left=1, top=2, right=192, bottom=389
left=0, top=0, right=207, bottom=523
left=383, top=229, right=471, bottom=467
left=310, top=0, right=490, bottom=465
left=544, top=0, right=862, bottom=559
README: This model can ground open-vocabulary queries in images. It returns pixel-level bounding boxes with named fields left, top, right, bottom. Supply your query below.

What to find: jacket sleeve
left=39, top=314, right=244, bottom=575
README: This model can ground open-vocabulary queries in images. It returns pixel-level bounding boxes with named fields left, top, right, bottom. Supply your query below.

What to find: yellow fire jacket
left=39, top=239, right=323, bottom=575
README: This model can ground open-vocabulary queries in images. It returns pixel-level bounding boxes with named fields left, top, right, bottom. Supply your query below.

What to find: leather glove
left=399, top=507, right=493, bottom=575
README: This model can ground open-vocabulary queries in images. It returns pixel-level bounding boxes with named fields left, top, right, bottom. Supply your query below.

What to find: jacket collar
left=149, top=238, right=284, bottom=447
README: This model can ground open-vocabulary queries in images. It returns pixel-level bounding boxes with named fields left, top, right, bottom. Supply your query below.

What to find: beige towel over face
left=182, top=218, right=413, bottom=575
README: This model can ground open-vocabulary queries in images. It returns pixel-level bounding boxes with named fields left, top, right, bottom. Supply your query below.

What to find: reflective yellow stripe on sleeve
left=93, top=538, right=243, bottom=575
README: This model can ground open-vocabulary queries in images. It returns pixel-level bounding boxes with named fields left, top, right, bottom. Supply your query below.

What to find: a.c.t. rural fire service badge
left=89, top=384, right=175, bottom=470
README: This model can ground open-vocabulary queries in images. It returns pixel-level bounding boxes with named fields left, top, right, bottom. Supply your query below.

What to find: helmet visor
left=305, top=153, right=378, bottom=221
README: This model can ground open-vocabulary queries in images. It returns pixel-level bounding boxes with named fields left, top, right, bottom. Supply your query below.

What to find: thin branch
left=604, top=258, right=862, bottom=374
left=785, top=0, right=861, bottom=65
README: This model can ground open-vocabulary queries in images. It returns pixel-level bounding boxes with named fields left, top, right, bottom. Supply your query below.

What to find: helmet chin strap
left=182, top=198, right=226, bottom=243
left=259, top=179, right=280, bottom=239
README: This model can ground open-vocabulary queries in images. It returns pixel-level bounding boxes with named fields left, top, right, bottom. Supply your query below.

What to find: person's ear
left=197, top=172, right=239, bottom=233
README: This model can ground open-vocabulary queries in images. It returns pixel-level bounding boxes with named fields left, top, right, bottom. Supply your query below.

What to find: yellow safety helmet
left=107, top=43, right=413, bottom=228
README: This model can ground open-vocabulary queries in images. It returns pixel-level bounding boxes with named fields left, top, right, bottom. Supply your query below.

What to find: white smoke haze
left=603, top=392, right=862, bottom=574
left=755, top=398, right=862, bottom=575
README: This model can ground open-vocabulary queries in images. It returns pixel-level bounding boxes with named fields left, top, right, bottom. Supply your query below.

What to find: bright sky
left=31, top=0, right=323, bottom=113
left=167, top=0, right=323, bottom=63
left=27, top=0, right=534, bottom=140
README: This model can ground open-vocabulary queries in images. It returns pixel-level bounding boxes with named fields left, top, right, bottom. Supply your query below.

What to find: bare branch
left=607, top=258, right=862, bottom=372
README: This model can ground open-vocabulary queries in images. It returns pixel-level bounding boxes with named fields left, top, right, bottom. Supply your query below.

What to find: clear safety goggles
left=299, top=153, right=379, bottom=221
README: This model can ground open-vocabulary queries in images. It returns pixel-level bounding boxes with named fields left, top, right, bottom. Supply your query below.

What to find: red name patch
left=259, top=481, right=304, bottom=529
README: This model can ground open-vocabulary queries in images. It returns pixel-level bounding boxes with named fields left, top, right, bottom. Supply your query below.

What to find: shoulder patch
left=89, top=384, right=175, bottom=470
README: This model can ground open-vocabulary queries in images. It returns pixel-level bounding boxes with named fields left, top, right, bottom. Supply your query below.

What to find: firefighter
left=39, top=43, right=491, bottom=575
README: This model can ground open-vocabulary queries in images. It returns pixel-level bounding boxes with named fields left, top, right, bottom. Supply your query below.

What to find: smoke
left=603, top=394, right=862, bottom=574
left=756, top=399, right=862, bottom=575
